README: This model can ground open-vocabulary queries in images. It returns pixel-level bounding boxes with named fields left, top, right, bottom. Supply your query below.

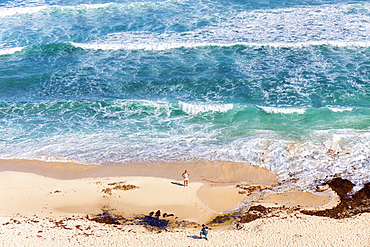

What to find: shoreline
left=0, top=158, right=278, bottom=184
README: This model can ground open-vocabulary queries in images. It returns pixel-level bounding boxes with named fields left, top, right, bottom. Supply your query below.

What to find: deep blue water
left=0, top=0, right=370, bottom=190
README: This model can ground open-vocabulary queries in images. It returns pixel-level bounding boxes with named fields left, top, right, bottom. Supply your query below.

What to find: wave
left=1, top=41, right=369, bottom=112
left=179, top=101, right=233, bottom=115
left=0, top=99, right=236, bottom=121
left=249, top=41, right=370, bottom=49
left=0, top=1, right=175, bottom=17
left=327, top=106, right=354, bottom=112
left=0, top=43, right=83, bottom=57
left=70, top=41, right=215, bottom=51
left=70, top=40, right=370, bottom=51
left=0, top=3, right=107, bottom=17
left=3, top=1, right=370, bottom=52
left=257, top=106, right=307, bottom=114
left=1, top=100, right=366, bottom=129
left=0, top=6, right=47, bottom=17
left=0, top=47, right=24, bottom=55
left=3, top=40, right=370, bottom=57
left=2, top=1, right=369, bottom=17
left=257, top=105, right=359, bottom=115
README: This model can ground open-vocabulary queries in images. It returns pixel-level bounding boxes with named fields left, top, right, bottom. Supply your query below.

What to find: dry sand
left=0, top=159, right=369, bottom=246
left=1, top=213, right=369, bottom=246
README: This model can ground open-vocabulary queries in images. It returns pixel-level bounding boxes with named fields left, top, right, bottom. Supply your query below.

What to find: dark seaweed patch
left=302, top=178, right=370, bottom=219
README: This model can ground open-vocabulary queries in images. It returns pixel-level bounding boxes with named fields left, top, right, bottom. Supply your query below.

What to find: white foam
left=112, top=99, right=172, bottom=109
left=0, top=2, right=131, bottom=17
left=0, top=6, right=47, bottom=17
left=70, top=41, right=218, bottom=51
left=0, top=3, right=119, bottom=17
left=327, top=106, right=354, bottom=112
left=73, top=3, right=114, bottom=10
left=64, top=1, right=370, bottom=52
left=1, top=121, right=370, bottom=193
left=248, top=41, right=370, bottom=48
left=4, top=1, right=370, bottom=52
left=179, top=101, right=233, bottom=115
left=0, top=47, right=24, bottom=55
left=0, top=1, right=171, bottom=17
left=70, top=40, right=370, bottom=51
left=258, top=106, right=306, bottom=114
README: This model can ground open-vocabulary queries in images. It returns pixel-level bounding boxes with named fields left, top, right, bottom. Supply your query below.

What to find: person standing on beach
left=182, top=170, right=189, bottom=187
left=200, top=224, right=209, bottom=240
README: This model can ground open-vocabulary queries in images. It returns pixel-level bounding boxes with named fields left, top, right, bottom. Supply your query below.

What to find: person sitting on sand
left=182, top=170, right=189, bottom=187
left=200, top=224, right=209, bottom=240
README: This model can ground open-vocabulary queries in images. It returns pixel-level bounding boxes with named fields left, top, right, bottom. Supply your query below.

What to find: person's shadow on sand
left=171, top=182, right=184, bottom=186
left=187, top=235, right=201, bottom=240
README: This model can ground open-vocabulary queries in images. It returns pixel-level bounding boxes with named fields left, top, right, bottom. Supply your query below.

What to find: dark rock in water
left=302, top=178, right=370, bottom=219
left=326, top=178, right=355, bottom=199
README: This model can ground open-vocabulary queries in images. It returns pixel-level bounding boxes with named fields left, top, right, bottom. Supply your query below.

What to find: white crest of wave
left=70, top=40, right=370, bottom=51
left=0, top=3, right=118, bottom=17
left=259, top=41, right=370, bottom=48
left=70, top=41, right=219, bottom=51
left=0, top=0, right=175, bottom=17
left=258, top=106, right=306, bottom=114
left=327, top=106, right=353, bottom=112
left=179, top=102, right=233, bottom=114
left=0, top=6, right=47, bottom=17
left=0, top=47, right=24, bottom=55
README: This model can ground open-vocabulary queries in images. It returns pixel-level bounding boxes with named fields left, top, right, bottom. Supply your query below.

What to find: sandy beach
left=1, top=213, right=370, bottom=247
left=0, top=159, right=369, bottom=246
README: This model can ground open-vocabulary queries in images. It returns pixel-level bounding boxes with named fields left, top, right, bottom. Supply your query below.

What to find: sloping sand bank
left=0, top=159, right=280, bottom=223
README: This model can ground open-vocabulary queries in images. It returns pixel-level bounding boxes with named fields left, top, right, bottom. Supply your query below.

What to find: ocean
left=0, top=0, right=369, bottom=191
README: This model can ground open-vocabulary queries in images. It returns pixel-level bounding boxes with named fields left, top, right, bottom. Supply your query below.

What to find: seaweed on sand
left=236, top=177, right=370, bottom=225
left=236, top=205, right=294, bottom=224
left=89, top=211, right=125, bottom=225
left=101, top=181, right=138, bottom=195
left=207, top=213, right=236, bottom=227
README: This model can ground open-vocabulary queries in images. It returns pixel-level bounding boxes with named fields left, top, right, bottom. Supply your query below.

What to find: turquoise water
left=0, top=0, right=369, bottom=190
